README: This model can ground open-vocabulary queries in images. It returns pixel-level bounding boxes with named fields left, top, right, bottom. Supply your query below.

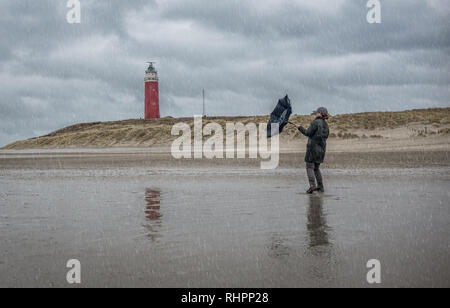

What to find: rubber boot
left=306, top=186, right=317, bottom=194
left=315, top=182, right=325, bottom=193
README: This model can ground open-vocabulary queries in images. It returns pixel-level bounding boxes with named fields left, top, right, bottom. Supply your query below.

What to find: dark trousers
left=306, top=162, right=323, bottom=188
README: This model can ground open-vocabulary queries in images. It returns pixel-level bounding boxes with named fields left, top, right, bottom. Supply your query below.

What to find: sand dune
left=2, top=108, right=450, bottom=152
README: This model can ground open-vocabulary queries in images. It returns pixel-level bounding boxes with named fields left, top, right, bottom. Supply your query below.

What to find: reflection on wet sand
left=307, top=195, right=331, bottom=250
left=306, top=194, right=336, bottom=282
left=267, top=195, right=333, bottom=260
left=144, top=188, right=162, bottom=241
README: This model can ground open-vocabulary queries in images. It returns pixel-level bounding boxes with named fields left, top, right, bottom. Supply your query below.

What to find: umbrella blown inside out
left=267, top=95, right=293, bottom=138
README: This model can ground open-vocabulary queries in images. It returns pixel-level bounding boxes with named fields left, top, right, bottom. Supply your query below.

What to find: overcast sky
left=0, top=0, right=449, bottom=146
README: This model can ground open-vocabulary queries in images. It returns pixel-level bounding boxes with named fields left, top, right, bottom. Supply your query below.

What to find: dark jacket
left=298, top=117, right=329, bottom=163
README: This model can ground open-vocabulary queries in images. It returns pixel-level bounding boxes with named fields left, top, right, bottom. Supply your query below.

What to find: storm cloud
left=0, top=0, right=449, bottom=146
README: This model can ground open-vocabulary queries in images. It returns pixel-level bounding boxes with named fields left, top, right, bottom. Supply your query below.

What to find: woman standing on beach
left=298, top=107, right=330, bottom=194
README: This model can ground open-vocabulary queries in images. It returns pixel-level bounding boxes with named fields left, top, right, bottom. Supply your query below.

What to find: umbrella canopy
left=267, top=95, right=293, bottom=138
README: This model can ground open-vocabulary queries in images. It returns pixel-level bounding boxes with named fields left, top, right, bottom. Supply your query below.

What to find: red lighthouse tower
left=145, top=62, right=160, bottom=119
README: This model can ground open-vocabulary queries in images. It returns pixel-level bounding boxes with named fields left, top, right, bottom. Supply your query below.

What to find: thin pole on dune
left=202, top=89, right=206, bottom=118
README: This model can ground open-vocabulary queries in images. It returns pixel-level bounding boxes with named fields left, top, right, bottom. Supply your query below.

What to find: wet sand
left=0, top=150, right=449, bottom=287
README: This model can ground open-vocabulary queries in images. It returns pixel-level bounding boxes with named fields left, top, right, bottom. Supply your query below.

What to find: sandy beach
left=1, top=107, right=449, bottom=288
left=0, top=147, right=449, bottom=169
left=0, top=148, right=449, bottom=287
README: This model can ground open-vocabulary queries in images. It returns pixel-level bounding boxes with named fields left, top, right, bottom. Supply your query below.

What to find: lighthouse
left=145, top=62, right=160, bottom=119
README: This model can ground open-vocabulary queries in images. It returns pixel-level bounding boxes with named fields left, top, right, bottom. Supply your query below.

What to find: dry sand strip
left=0, top=150, right=448, bottom=169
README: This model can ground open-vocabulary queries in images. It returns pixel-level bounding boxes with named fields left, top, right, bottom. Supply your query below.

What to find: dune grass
left=3, top=108, right=449, bottom=149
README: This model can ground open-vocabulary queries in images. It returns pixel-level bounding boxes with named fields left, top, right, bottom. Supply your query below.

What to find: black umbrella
left=267, top=95, right=294, bottom=138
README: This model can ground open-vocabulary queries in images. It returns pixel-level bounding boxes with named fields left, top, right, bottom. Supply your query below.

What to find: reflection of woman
left=298, top=107, right=330, bottom=194
left=307, top=195, right=329, bottom=248
left=306, top=195, right=335, bottom=282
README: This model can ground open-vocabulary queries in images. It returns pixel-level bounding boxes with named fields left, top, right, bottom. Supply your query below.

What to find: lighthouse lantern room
left=145, top=62, right=160, bottom=119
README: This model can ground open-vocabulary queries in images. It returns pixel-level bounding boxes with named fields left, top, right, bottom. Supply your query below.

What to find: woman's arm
left=298, top=120, right=318, bottom=137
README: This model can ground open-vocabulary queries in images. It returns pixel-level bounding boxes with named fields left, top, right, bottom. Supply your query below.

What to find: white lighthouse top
left=145, top=62, right=158, bottom=82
